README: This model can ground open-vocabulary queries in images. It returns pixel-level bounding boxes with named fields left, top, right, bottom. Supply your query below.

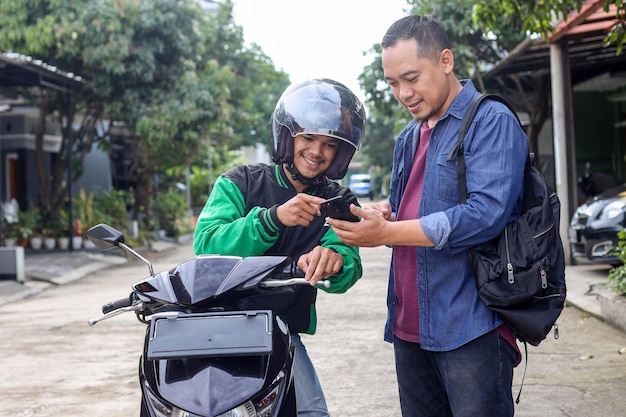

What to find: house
left=0, top=52, right=108, bottom=248
left=0, top=52, right=86, bottom=210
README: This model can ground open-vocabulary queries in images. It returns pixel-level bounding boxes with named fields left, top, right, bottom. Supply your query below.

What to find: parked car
left=569, top=184, right=626, bottom=265
left=349, top=174, right=373, bottom=200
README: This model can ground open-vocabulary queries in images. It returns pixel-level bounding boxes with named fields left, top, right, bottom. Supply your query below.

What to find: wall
left=573, top=92, right=620, bottom=176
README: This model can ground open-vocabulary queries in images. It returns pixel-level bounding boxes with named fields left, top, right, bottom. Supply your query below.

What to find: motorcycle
left=577, top=161, right=623, bottom=203
left=87, top=223, right=330, bottom=417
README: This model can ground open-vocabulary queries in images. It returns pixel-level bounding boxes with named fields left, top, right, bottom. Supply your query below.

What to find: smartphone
left=321, top=196, right=360, bottom=222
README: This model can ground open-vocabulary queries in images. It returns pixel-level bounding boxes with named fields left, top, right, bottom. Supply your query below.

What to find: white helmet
left=270, top=78, right=366, bottom=180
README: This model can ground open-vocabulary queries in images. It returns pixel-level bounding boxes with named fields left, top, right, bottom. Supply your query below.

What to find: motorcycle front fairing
left=132, top=255, right=292, bottom=306
left=139, top=313, right=295, bottom=416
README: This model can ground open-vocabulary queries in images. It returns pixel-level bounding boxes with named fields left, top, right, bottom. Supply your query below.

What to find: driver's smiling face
left=292, top=134, right=339, bottom=179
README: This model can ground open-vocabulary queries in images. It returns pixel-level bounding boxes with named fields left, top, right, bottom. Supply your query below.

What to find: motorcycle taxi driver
left=193, top=78, right=366, bottom=416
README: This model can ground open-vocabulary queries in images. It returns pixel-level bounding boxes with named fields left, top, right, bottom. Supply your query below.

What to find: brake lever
left=88, top=300, right=144, bottom=326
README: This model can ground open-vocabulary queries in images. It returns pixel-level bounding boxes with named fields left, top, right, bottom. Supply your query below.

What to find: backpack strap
left=447, top=94, right=530, bottom=403
left=446, top=93, right=524, bottom=204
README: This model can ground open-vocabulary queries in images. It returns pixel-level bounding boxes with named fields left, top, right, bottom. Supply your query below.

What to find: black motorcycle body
left=87, top=224, right=313, bottom=417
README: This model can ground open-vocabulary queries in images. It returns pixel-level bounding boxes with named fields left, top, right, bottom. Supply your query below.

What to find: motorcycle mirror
left=86, top=223, right=125, bottom=250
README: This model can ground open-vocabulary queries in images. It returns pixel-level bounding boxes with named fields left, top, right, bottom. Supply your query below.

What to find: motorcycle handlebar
left=292, top=266, right=305, bottom=278
left=264, top=262, right=333, bottom=288
left=260, top=278, right=331, bottom=288
left=89, top=259, right=329, bottom=326
left=261, top=262, right=331, bottom=288
left=102, top=294, right=135, bottom=314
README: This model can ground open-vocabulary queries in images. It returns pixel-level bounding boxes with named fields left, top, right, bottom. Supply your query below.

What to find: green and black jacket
left=193, top=163, right=362, bottom=334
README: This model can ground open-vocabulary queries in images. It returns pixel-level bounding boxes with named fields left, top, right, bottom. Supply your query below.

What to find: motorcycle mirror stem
left=86, top=223, right=154, bottom=276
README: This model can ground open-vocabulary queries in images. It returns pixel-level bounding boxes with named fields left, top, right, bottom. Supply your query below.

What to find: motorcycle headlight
left=217, top=382, right=282, bottom=417
left=599, top=201, right=626, bottom=220
left=144, top=370, right=287, bottom=417
left=216, top=401, right=256, bottom=417
left=145, top=386, right=204, bottom=417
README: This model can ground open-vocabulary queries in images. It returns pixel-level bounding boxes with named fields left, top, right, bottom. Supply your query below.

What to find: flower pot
left=30, top=237, right=43, bottom=250
left=57, top=237, right=70, bottom=250
left=3, top=238, right=17, bottom=247
left=72, top=236, right=83, bottom=250
left=43, top=237, right=56, bottom=250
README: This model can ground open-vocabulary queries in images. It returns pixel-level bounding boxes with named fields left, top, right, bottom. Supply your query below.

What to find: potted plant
left=42, top=223, right=58, bottom=250
left=57, top=209, right=83, bottom=249
left=57, top=234, right=70, bottom=250
left=72, top=218, right=84, bottom=249
left=10, top=209, right=41, bottom=249
left=52, top=210, right=70, bottom=249
left=3, top=220, right=21, bottom=247
left=74, top=189, right=95, bottom=248
left=17, top=209, right=40, bottom=249
left=2, top=199, right=20, bottom=246
left=6, top=222, right=32, bottom=247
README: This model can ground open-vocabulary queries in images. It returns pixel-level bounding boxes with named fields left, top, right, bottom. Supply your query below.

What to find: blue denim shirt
left=384, top=80, right=529, bottom=351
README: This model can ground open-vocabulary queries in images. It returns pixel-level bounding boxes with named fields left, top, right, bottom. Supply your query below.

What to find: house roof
left=0, top=52, right=83, bottom=94
left=482, top=1, right=626, bottom=92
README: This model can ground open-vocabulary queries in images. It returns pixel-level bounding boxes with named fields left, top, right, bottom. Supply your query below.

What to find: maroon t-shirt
left=393, top=122, right=431, bottom=342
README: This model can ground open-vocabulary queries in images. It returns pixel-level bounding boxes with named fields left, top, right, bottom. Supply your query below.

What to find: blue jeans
left=393, top=330, right=516, bottom=417
left=291, top=334, right=329, bottom=417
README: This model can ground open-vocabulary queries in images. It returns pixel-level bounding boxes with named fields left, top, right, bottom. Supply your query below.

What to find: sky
left=231, top=0, right=409, bottom=102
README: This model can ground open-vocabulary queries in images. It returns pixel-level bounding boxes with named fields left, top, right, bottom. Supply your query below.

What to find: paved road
left=0, top=242, right=194, bottom=416
left=312, top=246, right=626, bottom=417
left=1, top=241, right=626, bottom=416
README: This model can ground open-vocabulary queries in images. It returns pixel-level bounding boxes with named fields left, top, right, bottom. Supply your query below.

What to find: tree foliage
left=358, top=0, right=527, bottom=183
left=473, top=0, right=626, bottom=54
left=359, top=0, right=623, bottom=184
left=0, top=0, right=289, bottom=230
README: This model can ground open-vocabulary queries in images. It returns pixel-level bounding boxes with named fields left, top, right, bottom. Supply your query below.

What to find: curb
left=28, top=254, right=128, bottom=286
left=0, top=240, right=179, bottom=306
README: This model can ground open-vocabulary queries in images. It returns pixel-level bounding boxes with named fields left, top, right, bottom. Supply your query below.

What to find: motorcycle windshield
left=157, top=356, right=266, bottom=416
left=133, top=255, right=290, bottom=305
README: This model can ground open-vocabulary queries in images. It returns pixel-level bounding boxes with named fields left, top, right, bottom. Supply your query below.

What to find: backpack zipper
left=505, top=228, right=514, bottom=284
left=505, top=224, right=551, bottom=288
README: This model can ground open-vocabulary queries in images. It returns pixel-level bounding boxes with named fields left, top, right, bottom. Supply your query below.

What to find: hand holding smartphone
left=321, top=196, right=360, bottom=222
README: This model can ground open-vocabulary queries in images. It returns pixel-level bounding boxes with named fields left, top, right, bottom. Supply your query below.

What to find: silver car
left=349, top=174, right=373, bottom=200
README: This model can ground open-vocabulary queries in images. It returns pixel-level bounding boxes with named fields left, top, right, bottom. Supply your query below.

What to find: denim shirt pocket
left=435, top=152, right=460, bottom=205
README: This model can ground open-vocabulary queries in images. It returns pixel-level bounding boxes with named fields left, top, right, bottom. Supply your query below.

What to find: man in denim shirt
left=327, top=15, right=527, bottom=417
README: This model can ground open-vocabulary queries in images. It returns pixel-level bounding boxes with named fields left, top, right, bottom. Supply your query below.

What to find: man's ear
left=440, top=49, right=454, bottom=74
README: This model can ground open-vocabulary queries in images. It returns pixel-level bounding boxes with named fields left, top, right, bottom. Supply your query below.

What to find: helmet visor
left=273, top=81, right=364, bottom=150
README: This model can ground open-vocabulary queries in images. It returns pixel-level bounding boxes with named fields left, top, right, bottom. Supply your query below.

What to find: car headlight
left=571, top=204, right=592, bottom=224
left=598, top=201, right=626, bottom=220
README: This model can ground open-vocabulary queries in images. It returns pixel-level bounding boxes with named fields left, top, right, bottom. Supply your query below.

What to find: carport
left=478, top=0, right=626, bottom=262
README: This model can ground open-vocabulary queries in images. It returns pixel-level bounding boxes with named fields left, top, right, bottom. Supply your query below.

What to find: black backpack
left=447, top=93, right=567, bottom=347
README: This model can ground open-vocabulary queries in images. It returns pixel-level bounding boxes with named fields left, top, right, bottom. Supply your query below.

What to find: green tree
left=197, top=1, right=290, bottom=148
left=0, top=0, right=87, bottom=227
left=358, top=0, right=527, bottom=178
left=473, top=0, right=626, bottom=54
left=0, top=0, right=289, bottom=230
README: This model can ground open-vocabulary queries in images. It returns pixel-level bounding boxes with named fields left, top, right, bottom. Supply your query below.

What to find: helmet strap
left=285, top=163, right=326, bottom=186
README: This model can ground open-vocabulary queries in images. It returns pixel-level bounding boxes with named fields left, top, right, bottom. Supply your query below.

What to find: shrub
left=153, top=189, right=188, bottom=238
left=608, top=229, right=626, bottom=295
left=93, top=188, right=134, bottom=232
